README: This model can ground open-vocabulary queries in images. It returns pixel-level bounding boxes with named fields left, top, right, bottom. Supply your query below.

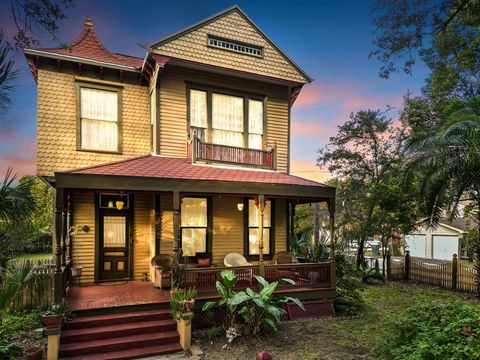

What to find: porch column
left=257, top=194, right=265, bottom=276
left=53, top=187, right=65, bottom=303
left=173, top=191, right=180, bottom=254
left=61, top=204, right=67, bottom=267
left=328, top=199, right=336, bottom=287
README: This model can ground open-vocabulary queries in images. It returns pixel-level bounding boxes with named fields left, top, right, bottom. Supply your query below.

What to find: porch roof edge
left=54, top=172, right=335, bottom=200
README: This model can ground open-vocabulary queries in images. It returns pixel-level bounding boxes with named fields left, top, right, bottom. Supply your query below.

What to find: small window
left=181, top=198, right=208, bottom=257
left=247, top=199, right=272, bottom=256
left=207, top=36, right=263, bottom=58
left=79, top=87, right=119, bottom=152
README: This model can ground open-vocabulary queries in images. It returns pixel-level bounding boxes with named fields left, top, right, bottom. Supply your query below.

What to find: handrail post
left=452, top=253, right=458, bottom=290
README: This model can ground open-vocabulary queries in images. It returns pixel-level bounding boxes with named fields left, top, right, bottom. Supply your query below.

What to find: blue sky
left=0, top=0, right=429, bottom=180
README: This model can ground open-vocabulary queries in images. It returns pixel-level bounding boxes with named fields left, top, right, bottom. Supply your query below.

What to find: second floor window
left=80, top=87, right=119, bottom=152
left=189, top=87, right=264, bottom=150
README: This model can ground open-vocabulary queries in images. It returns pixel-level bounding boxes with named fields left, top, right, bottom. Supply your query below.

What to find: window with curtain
left=80, top=87, right=119, bottom=152
left=248, top=99, right=263, bottom=150
left=212, top=93, right=244, bottom=147
left=248, top=199, right=272, bottom=255
left=181, top=197, right=208, bottom=257
left=190, top=89, right=208, bottom=141
left=103, top=216, right=126, bottom=248
left=188, top=88, right=265, bottom=150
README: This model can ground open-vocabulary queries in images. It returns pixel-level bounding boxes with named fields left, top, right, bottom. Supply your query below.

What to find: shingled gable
left=147, top=6, right=312, bottom=84
left=24, top=17, right=143, bottom=72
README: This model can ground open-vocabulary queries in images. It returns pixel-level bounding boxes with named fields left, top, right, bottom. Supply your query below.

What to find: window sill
left=76, top=148, right=122, bottom=155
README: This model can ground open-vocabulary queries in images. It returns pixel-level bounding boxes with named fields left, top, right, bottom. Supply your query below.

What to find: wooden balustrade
left=192, top=136, right=275, bottom=169
left=182, top=262, right=332, bottom=294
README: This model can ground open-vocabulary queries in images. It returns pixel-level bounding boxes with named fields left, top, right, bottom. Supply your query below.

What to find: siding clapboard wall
left=159, top=194, right=174, bottom=255
left=274, top=199, right=287, bottom=253
left=159, top=66, right=290, bottom=172
left=133, top=194, right=154, bottom=280
left=71, top=193, right=95, bottom=284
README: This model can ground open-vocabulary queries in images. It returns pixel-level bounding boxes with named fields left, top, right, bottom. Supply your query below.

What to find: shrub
left=169, top=287, right=197, bottom=323
left=206, top=325, right=223, bottom=339
left=334, top=250, right=365, bottom=316
left=376, top=302, right=480, bottom=359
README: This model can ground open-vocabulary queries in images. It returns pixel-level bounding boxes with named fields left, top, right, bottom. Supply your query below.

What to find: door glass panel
left=104, top=261, right=112, bottom=271
left=103, top=216, right=126, bottom=248
left=117, top=261, right=125, bottom=271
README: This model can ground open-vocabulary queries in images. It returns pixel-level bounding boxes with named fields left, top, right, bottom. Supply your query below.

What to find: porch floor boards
left=66, top=281, right=170, bottom=312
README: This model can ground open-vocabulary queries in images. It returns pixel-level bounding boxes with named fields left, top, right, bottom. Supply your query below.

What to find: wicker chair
left=273, top=251, right=298, bottom=265
left=151, top=254, right=173, bottom=288
left=224, top=253, right=252, bottom=267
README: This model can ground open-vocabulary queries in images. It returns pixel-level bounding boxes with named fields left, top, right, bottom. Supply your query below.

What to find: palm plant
left=0, top=260, right=36, bottom=324
left=405, top=97, right=480, bottom=294
left=0, top=168, right=36, bottom=224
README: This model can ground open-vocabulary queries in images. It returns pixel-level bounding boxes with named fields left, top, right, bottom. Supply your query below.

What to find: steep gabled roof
left=147, top=5, right=312, bottom=83
left=24, top=17, right=143, bottom=71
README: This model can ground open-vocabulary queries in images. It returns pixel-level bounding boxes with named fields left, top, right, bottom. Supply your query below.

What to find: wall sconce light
left=81, top=225, right=90, bottom=233
left=237, top=203, right=244, bottom=211
left=115, top=200, right=124, bottom=210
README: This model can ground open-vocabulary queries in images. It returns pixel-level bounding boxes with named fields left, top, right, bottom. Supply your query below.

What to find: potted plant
left=169, top=287, right=197, bottom=351
left=24, top=345, right=43, bottom=360
left=42, top=303, right=75, bottom=329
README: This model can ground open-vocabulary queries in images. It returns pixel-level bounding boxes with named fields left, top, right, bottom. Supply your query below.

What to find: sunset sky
left=0, top=0, right=429, bottom=181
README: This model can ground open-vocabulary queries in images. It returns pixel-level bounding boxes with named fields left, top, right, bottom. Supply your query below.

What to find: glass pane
left=117, top=261, right=125, bottom=271
left=81, top=88, right=118, bottom=122
left=212, top=93, right=244, bottom=132
left=181, top=198, right=207, bottom=227
left=212, top=129, right=244, bottom=147
left=104, top=261, right=112, bottom=271
left=190, top=90, right=207, bottom=128
left=248, top=228, right=270, bottom=255
left=103, top=216, right=126, bottom=248
left=182, top=228, right=207, bottom=256
left=248, top=99, right=263, bottom=134
left=248, top=134, right=262, bottom=150
left=81, top=119, right=118, bottom=151
left=248, top=200, right=271, bottom=227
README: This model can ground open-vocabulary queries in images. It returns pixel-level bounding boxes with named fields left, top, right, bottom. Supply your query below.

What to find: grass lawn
left=197, top=282, right=478, bottom=360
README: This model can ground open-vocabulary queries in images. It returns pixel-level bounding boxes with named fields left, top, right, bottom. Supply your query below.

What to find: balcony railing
left=191, top=136, right=276, bottom=169
left=181, top=262, right=332, bottom=295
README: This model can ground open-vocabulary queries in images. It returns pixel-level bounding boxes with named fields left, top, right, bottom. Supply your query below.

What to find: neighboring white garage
left=433, top=235, right=459, bottom=260
left=405, top=234, right=427, bottom=258
left=404, top=221, right=468, bottom=260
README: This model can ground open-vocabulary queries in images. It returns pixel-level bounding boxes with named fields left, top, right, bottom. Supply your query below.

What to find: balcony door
left=99, top=212, right=131, bottom=280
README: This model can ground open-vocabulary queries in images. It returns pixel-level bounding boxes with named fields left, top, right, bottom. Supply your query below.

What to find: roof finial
left=84, top=17, right=94, bottom=29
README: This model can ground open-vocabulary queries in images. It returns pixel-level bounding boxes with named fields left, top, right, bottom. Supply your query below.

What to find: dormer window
left=207, top=36, right=263, bottom=57
left=188, top=86, right=265, bottom=150
left=78, top=84, right=121, bottom=153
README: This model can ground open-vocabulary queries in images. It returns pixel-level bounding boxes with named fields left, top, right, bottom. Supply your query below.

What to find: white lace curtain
left=212, top=93, right=244, bottom=147
left=248, top=99, right=263, bottom=150
left=103, top=216, right=126, bottom=248
left=80, top=88, right=118, bottom=151
left=190, top=90, right=208, bottom=128
left=181, top=198, right=208, bottom=256
left=248, top=199, right=271, bottom=255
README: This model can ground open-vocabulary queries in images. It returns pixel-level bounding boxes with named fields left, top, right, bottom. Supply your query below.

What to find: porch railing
left=181, top=262, right=332, bottom=295
left=191, top=136, right=276, bottom=169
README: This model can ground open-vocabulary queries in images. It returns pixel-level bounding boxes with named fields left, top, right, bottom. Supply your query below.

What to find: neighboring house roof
left=146, top=5, right=312, bottom=84
left=440, top=218, right=475, bottom=233
left=24, top=17, right=143, bottom=71
left=61, top=155, right=328, bottom=188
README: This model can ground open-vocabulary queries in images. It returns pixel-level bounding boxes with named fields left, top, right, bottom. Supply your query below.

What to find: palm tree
left=405, top=97, right=480, bottom=294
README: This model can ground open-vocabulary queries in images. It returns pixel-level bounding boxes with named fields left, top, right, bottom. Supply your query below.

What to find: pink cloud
left=0, top=132, right=36, bottom=179
left=290, top=159, right=330, bottom=183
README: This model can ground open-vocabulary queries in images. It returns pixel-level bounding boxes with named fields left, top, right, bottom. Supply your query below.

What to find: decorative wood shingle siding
left=37, top=69, right=150, bottom=177
left=153, top=10, right=307, bottom=83
left=71, top=193, right=95, bottom=284
left=133, top=194, right=154, bottom=280
left=212, top=196, right=244, bottom=265
left=275, top=199, right=287, bottom=253
left=159, top=66, right=290, bottom=172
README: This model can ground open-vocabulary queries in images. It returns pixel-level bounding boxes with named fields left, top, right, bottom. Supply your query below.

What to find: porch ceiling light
left=237, top=203, right=244, bottom=211
left=115, top=200, right=124, bottom=210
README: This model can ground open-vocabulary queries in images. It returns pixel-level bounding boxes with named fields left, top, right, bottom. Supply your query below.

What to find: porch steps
left=59, top=309, right=181, bottom=360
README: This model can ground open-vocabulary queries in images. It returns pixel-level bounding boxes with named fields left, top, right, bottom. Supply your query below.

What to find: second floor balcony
left=189, top=135, right=276, bottom=170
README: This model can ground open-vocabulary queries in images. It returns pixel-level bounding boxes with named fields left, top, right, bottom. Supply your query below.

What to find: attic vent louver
left=207, top=36, right=263, bottom=58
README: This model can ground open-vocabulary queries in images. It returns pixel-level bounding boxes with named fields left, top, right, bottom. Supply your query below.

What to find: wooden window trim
left=243, top=198, right=275, bottom=261
left=186, top=82, right=267, bottom=150
left=180, top=196, right=212, bottom=261
left=76, top=81, right=123, bottom=154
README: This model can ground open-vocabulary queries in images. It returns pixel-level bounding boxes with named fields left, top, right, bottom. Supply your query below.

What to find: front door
left=99, top=212, right=130, bottom=280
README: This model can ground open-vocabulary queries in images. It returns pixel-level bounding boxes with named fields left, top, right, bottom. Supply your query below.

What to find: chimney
left=84, top=17, right=94, bottom=29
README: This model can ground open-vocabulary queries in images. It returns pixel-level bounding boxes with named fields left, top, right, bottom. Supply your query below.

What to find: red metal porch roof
left=63, top=155, right=328, bottom=188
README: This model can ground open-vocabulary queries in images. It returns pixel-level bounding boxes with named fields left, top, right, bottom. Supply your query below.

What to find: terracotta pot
left=42, top=314, right=63, bottom=329
left=71, top=266, right=82, bottom=277
left=25, top=346, right=43, bottom=360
